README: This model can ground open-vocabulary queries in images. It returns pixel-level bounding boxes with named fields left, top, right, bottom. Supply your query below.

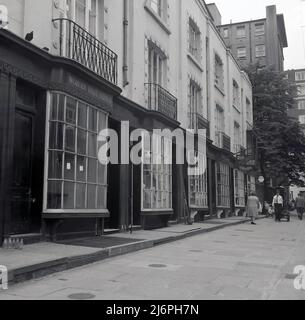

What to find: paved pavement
left=0, top=216, right=253, bottom=284
left=0, top=214, right=305, bottom=300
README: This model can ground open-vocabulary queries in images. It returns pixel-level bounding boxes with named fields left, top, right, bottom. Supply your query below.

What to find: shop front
left=0, top=30, right=121, bottom=243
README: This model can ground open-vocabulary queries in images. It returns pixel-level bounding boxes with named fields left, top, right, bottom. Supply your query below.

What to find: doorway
left=10, top=81, right=45, bottom=235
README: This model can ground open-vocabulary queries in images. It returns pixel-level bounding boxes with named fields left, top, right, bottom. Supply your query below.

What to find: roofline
left=201, top=2, right=252, bottom=87
left=219, top=18, right=266, bottom=28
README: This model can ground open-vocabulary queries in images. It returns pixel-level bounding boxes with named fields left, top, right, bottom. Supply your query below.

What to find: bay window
left=142, top=133, right=172, bottom=210
left=45, top=92, right=108, bottom=213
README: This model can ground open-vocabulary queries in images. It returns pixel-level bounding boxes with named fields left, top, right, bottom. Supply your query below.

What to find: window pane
left=88, top=132, right=97, bottom=157
left=49, top=122, right=63, bottom=150
left=48, top=151, right=63, bottom=179
left=75, top=0, right=86, bottom=28
left=98, top=163, right=106, bottom=185
left=47, top=181, right=62, bottom=209
left=66, top=97, right=76, bottom=125
left=50, top=94, right=58, bottom=120
left=143, top=189, right=151, bottom=209
left=78, top=103, right=87, bottom=129
left=98, top=111, right=107, bottom=132
left=65, top=125, right=76, bottom=152
left=88, top=158, right=97, bottom=183
left=143, top=171, right=151, bottom=189
left=77, top=129, right=87, bottom=155
left=89, top=0, right=97, bottom=36
left=97, top=185, right=107, bottom=209
left=76, top=183, right=86, bottom=209
left=64, top=153, right=75, bottom=180
left=77, top=156, right=86, bottom=182
left=88, top=108, right=97, bottom=132
left=63, top=182, right=74, bottom=209
left=87, top=184, right=97, bottom=209
left=50, top=94, right=65, bottom=121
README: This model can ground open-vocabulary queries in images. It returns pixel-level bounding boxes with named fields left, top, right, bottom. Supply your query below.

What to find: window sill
left=214, top=84, right=225, bottom=96
left=189, top=205, right=209, bottom=210
left=141, top=209, right=174, bottom=216
left=144, top=5, right=171, bottom=35
left=187, top=53, right=204, bottom=72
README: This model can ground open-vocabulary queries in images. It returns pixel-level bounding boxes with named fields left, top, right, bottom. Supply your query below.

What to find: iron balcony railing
left=145, top=83, right=178, bottom=120
left=215, top=131, right=231, bottom=152
left=53, top=18, right=118, bottom=85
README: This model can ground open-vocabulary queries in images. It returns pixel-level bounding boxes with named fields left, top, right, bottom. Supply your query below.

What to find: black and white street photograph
left=0, top=0, right=305, bottom=308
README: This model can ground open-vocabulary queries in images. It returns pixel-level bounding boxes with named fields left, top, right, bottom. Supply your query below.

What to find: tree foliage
left=244, top=64, right=305, bottom=187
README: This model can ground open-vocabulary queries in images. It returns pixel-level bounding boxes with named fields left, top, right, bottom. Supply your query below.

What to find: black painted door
left=10, top=109, right=35, bottom=234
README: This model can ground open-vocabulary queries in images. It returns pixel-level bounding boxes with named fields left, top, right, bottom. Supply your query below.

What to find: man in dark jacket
left=295, top=193, right=305, bottom=221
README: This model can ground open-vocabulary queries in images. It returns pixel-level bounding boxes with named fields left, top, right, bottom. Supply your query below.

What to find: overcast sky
left=213, top=0, right=305, bottom=70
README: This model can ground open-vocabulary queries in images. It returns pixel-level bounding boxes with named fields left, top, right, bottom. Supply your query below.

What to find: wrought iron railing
left=53, top=18, right=118, bottom=85
left=222, top=133, right=231, bottom=152
left=145, top=83, right=178, bottom=120
left=215, top=131, right=231, bottom=152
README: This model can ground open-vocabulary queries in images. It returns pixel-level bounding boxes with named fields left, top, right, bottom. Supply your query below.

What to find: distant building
left=287, top=68, right=305, bottom=200
left=286, top=69, right=305, bottom=130
left=217, top=5, right=288, bottom=72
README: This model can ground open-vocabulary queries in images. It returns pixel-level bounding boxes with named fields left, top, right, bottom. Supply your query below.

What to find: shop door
left=10, top=109, right=35, bottom=234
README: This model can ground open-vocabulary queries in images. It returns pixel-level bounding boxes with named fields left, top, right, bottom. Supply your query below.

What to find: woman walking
left=246, top=192, right=260, bottom=225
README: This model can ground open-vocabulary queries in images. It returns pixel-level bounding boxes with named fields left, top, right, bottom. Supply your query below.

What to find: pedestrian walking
left=295, top=193, right=305, bottom=221
left=272, top=189, right=284, bottom=222
left=246, top=191, right=260, bottom=225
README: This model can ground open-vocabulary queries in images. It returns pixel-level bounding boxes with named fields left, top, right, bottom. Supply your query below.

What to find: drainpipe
left=123, top=0, right=129, bottom=86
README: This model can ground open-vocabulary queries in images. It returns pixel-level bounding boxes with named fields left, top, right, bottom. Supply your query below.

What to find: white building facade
left=0, top=0, right=255, bottom=241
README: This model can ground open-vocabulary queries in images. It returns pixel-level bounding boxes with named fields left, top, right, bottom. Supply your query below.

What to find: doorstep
left=0, top=216, right=265, bottom=286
